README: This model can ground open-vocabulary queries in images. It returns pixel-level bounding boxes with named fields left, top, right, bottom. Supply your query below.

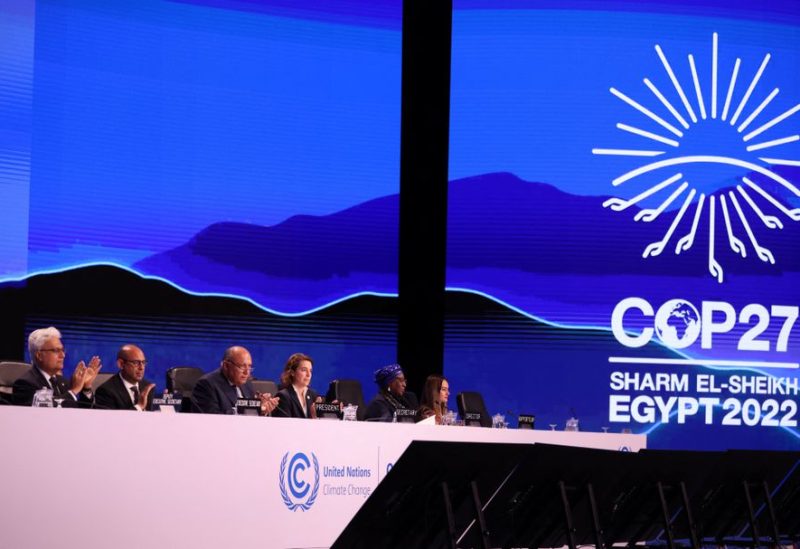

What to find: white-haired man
left=12, top=327, right=102, bottom=407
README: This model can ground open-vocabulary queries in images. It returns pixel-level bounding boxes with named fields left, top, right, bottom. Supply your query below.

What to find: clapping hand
left=310, top=396, right=323, bottom=419
left=138, top=383, right=155, bottom=409
left=69, top=356, right=102, bottom=393
left=257, top=392, right=280, bottom=415
left=81, top=356, right=102, bottom=391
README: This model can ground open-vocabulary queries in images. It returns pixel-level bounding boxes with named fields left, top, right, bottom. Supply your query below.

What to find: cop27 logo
left=594, top=33, right=800, bottom=283
left=279, top=452, right=320, bottom=511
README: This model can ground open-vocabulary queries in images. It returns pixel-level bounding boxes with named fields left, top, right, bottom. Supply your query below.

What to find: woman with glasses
left=274, top=353, right=321, bottom=419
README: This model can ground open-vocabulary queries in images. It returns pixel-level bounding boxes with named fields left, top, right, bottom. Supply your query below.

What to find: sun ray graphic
left=676, top=193, right=705, bottom=254
left=593, top=33, right=800, bottom=282
left=719, top=194, right=746, bottom=257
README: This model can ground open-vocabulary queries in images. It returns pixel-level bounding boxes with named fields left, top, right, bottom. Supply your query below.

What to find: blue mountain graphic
left=135, top=171, right=800, bottom=312
left=447, top=172, right=800, bottom=276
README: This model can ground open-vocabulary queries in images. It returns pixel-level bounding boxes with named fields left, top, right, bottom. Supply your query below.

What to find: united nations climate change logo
left=279, top=451, right=320, bottom=511
left=594, top=33, right=800, bottom=283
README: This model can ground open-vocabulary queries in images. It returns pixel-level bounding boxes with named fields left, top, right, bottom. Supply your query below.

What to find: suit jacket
left=95, top=373, right=155, bottom=411
left=274, top=385, right=319, bottom=419
left=12, top=367, right=91, bottom=407
left=191, top=368, right=256, bottom=415
left=364, top=390, right=418, bottom=422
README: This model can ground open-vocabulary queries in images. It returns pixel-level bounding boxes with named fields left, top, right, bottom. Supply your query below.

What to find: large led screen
left=447, top=0, right=800, bottom=450
left=0, top=0, right=402, bottom=395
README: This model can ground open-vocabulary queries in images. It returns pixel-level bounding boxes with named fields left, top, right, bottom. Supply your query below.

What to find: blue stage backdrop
left=0, top=0, right=402, bottom=396
left=447, top=0, right=800, bottom=450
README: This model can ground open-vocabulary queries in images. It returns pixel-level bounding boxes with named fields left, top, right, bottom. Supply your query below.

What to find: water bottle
left=32, top=388, right=54, bottom=407
left=343, top=404, right=358, bottom=421
left=392, top=410, right=397, bottom=423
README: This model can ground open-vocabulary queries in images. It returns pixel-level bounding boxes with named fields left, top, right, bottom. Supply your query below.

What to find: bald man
left=192, top=346, right=279, bottom=415
left=95, top=344, right=155, bottom=411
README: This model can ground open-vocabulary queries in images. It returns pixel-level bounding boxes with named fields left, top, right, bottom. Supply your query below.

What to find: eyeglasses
left=39, top=347, right=66, bottom=355
left=225, top=360, right=253, bottom=373
left=123, top=359, right=147, bottom=367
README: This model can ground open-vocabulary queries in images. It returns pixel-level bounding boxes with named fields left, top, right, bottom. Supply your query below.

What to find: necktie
left=131, top=385, right=140, bottom=406
left=49, top=376, right=62, bottom=396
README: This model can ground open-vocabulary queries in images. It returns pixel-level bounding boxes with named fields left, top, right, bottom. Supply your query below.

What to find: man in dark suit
left=192, top=346, right=279, bottom=415
left=12, top=326, right=101, bottom=407
left=95, top=344, right=155, bottom=411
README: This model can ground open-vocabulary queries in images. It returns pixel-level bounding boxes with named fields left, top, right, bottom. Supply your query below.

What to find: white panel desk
left=0, top=407, right=645, bottom=549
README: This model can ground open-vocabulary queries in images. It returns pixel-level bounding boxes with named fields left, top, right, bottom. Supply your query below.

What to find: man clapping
left=13, top=327, right=101, bottom=407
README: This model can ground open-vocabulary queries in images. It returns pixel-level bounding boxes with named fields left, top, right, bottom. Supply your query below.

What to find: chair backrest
left=326, top=379, right=366, bottom=421
left=456, top=391, right=492, bottom=428
left=251, top=379, right=278, bottom=397
left=0, top=361, right=32, bottom=394
left=166, top=366, right=204, bottom=396
left=91, top=372, right=115, bottom=392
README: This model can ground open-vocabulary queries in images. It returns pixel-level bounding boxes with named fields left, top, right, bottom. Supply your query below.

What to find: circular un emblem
left=279, top=452, right=320, bottom=511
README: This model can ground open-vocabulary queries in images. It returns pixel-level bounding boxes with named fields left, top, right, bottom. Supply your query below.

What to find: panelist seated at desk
left=12, top=326, right=101, bottom=407
left=364, top=363, right=418, bottom=422
left=416, top=374, right=450, bottom=425
left=192, top=346, right=279, bottom=415
left=274, top=353, right=321, bottom=419
left=95, top=344, right=155, bottom=411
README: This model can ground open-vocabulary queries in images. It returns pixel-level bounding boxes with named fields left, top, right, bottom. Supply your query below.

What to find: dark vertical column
left=397, top=0, right=452, bottom=395
left=0, top=290, right=25, bottom=361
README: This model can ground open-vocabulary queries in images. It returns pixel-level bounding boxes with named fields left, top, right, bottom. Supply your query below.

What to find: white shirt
left=293, top=384, right=308, bottom=416
left=120, top=374, right=143, bottom=411
left=35, top=365, right=78, bottom=401
left=35, top=366, right=54, bottom=388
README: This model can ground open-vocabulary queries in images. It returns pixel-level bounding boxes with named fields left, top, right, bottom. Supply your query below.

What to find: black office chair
left=166, top=366, right=204, bottom=412
left=251, top=379, right=278, bottom=397
left=326, top=379, right=367, bottom=421
left=456, top=391, right=492, bottom=427
left=0, top=361, right=32, bottom=403
left=91, top=372, right=114, bottom=392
